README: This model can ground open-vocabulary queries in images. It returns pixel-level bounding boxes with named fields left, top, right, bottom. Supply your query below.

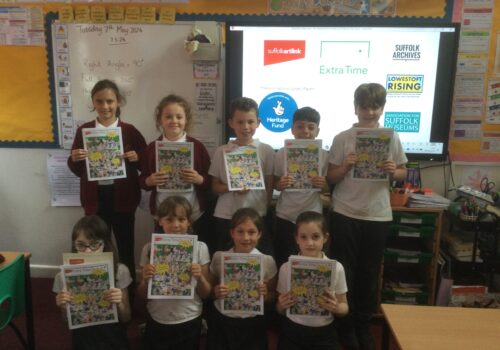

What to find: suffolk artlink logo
left=264, top=40, right=306, bottom=66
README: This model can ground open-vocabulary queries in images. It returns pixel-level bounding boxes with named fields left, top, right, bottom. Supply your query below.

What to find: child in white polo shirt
left=274, top=106, right=329, bottom=268
left=137, top=196, right=211, bottom=350
left=276, top=211, right=348, bottom=350
left=209, top=97, right=274, bottom=254
left=208, top=207, right=277, bottom=350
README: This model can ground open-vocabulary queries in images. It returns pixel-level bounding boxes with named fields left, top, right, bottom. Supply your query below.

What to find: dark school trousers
left=214, top=217, right=232, bottom=252
left=329, top=211, right=389, bottom=332
left=72, top=323, right=129, bottom=350
left=97, top=185, right=136, bottom=280
left=273, top=216, right=298, bottom=269
left=207, top=307, right=267, bottom=350
left=143, top=315, right=202, bottom=350
left=278, top=317, right=337, bottom=350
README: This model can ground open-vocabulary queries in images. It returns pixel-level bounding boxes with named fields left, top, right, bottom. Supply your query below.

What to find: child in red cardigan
left=139, top=94, right=212, bottom=249
left=68, top=79, right=146, bottom=279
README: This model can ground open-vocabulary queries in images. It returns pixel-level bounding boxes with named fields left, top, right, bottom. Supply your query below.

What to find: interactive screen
left=227, top=25, right=459, bottom=161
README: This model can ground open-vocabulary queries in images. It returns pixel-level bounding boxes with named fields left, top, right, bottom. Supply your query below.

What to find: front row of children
left=54, top=196, right=348, bottom=350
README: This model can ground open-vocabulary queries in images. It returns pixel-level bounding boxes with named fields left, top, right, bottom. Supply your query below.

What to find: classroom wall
left=1, top=0, right=499, bottom=278
left=0, top=148, right=154, bottom=277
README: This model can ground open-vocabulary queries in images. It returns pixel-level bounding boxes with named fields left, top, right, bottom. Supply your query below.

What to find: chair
left=0, top=253, right=28, bottom=349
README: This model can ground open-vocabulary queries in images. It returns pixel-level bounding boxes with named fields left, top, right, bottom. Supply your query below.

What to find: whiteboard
left=50, top=21, right=223, bottom=153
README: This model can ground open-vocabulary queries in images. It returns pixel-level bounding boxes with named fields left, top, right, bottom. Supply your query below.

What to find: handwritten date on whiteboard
left=109, top=36, right=128, bottom=45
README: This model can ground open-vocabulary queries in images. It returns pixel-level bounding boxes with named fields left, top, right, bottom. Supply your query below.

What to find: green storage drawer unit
left=384, top=250, right=433, bottom=264
left=380, top=208, right=443, bottom=308
left=381, top=288, right=429, bottom=305
left=389, top=224, right=435, bottom=239
left=392, top=211, right=438, bottom=226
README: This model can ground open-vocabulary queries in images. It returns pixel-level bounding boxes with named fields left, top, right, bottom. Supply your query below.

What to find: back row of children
left=66, top=79, right=407, bottom=350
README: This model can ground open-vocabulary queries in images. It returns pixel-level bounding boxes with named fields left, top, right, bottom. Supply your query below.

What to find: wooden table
left=381, top=304, right=500, bottom=350
left=0, top=251, right=35, bottom=350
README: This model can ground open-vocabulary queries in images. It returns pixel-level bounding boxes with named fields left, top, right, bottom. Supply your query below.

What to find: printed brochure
left=155, top=141, right=194, bottom=192
left=352, top=128, right=393, bottom=181
left=223, top=146, right=265, bottom=191
left=287, top=255, right=336, bottom=318
left=221, top=253, right=264, bottom=316
left=284, top=139, right=322, bottom=191
left=82, top=127, right=126, bottom=181
left=61, top=261, right=118, bottom=329
left=147, top=233, right=198, bottom=299
left=63, top=252, right=113, bottom=265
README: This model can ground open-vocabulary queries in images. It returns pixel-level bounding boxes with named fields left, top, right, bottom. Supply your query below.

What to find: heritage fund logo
left=392, top=44, right=421, bottom=61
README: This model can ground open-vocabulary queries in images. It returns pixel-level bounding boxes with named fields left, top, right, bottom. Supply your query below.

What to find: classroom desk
left=0, top=251, right=35, bottom=350
left=381, top=304, right=500, bottom=350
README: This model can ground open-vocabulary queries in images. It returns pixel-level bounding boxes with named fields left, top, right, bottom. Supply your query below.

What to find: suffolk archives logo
left=264, top=40, right=306, bottom=66
left=392, top=44, right=421, bottom=61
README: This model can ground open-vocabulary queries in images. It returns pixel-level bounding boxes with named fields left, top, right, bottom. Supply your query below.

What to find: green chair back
left=0, top=254, right=25, bottom=330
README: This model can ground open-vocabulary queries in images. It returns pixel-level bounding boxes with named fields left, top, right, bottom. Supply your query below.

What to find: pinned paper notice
left=91, top=6, right=106, bottom=24
left=74, top=6, right=90, bottom=23
left=159, top=7, right=176, bottom=24
left=125, top=7, right=140, bottom=24
left=141, top=7, right=156, bottom=23
left=108, top=6, right=125, bottom=23
left=59, top=6, right=74, bottom=23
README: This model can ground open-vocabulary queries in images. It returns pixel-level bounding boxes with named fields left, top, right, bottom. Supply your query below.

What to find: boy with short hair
left=273, top=106, right=329, bottom=267
left=209, top=97, right=274, bottom=253
left=327, top=83, right=407, bottom=350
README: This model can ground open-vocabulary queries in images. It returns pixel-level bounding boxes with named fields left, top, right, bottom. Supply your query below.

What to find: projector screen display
left=227, top=25, right=459, bottom=160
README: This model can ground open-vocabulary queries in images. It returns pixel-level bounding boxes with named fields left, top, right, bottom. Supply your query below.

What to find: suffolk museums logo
left=264, top=40, right=306, bottom=66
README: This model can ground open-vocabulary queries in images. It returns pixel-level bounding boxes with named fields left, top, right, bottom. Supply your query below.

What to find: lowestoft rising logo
left=386, top=75, right=424, bottom=94
left=264, top=40, right=306, bottom=66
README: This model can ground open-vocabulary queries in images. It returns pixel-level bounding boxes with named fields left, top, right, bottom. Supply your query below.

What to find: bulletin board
left=0, top=45, right=56, bottom=147
left=0, top=0, right=451, bottom=148
left=447, top=0, right=500, bottom=162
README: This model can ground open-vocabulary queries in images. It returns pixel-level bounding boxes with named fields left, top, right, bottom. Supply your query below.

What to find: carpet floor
left=0, top=278, right=396, bottom=350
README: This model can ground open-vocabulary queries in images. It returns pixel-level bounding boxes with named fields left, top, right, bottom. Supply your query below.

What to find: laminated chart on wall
left=448, top=0, right=500, bottom=162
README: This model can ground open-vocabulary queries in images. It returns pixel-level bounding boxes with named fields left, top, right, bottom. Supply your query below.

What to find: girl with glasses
left=53, top=215, right=132, bottom=350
